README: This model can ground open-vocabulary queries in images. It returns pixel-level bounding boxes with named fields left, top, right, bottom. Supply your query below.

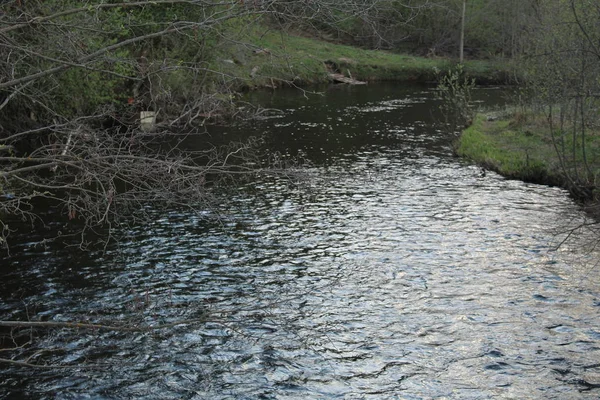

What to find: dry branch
left=0, top=318, right=208, bottom=332
left=0, top=358, right=104, bottom=369
left=0, top=0, right=434, bottom=251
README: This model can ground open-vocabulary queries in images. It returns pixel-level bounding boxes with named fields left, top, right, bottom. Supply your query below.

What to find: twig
left=0, top=318, right=208, bottom=332
left=0, top=357, right=106, bottom=369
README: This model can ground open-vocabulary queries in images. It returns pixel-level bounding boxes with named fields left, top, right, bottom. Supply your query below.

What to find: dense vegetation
left=457, top=0, right=600, bottom=210
left=1, top=0, right=599, bottom=248
left=0, top=0, right=522, bottom=131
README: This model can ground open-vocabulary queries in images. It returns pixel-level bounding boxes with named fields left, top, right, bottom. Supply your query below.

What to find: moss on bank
left=457, top=112, right=600, bottom=201
left=208, top=28, right=513, bottom=90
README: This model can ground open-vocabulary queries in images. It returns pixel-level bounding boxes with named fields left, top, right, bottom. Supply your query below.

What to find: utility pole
left=459, top=0, right=466, bottom=63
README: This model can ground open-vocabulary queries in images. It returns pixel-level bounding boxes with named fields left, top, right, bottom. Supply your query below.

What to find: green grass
left=458, top=111, right=600, bottom=198
left=207, top=26, right=513, bottom=90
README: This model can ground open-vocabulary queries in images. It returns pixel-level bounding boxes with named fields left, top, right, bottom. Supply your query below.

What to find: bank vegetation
left=457, top=0, right=600, bottom=216
left=0, top=0, right=588, bottom=251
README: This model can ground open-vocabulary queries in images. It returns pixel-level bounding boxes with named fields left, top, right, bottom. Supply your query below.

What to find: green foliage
left=208, top=25, right=510, bottom=92
left=458, top=111, right=600, bottom=195
left=436, top=64, right=476, bottom=136
left=388, top=0, right=540, bottom=58
left=459, top=114, right=553, bottom=182
left=519, top=0, right=600, bottom=198
left=0, top=0, right=515, bottom=131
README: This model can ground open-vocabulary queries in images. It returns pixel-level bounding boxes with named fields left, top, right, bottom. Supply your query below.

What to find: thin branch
left=570, top=0, right=600, bottom=62
left=0, top=9, right=252, bottom=90
left=0, top=0, right=232, bottom=35
left=0, top=81, right=34, bottom=112
left=0, top=318, right=208, bottom=332
left=0, top=357, right=106, bottom=369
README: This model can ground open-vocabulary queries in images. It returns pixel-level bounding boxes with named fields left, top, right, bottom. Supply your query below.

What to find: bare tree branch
left=0, top=318, right=209, bottom=332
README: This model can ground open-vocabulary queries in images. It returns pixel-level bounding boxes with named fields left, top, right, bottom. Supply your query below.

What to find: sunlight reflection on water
left=1, top=84, right=599, bottom=399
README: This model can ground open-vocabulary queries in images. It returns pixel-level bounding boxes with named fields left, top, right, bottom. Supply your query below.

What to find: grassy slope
left=458, top=112, right=600, bottom=198
left=208, top=28, right=512, bottom=90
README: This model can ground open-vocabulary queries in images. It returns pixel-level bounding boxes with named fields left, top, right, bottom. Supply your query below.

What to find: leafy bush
left=436, top=64, right=476, bottom=136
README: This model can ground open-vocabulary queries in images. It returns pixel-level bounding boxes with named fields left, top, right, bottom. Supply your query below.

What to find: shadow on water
left=1, top=83, right=600, bottom=399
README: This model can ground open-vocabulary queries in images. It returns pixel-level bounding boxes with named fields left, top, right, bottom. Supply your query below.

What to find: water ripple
left=1, top=84, right=599, bottom=399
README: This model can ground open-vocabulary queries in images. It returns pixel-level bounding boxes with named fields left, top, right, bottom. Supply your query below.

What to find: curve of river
left=1, top=83, right=599, bottom=399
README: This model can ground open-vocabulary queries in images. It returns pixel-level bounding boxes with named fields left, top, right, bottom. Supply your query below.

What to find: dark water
left=1, top=84, right=600, bottom=399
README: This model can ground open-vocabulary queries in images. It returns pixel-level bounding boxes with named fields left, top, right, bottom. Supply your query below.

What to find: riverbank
left=457, top=111, right=599, bottom=205
left=210, top=28, right=514, bottom=91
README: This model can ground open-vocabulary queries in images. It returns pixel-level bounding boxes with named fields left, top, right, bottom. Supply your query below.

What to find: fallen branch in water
left=0, top=318, right=208, bottom=332
left=0, top=358, right=104, bottom=369
left=0, top=317, right=210, bottom=369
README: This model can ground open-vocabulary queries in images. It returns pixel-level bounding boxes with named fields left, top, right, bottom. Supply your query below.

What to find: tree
left=524, top=0, right=600, bottom=201
left=1, top=0, right=440, bottom=252
left=0, top=1, right=266, bottom=251
left=389, top=0, right=540, bottom=58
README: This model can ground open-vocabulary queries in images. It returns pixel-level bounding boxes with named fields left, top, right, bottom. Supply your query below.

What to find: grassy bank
left=208, top=28, right=513, bottom=90
left=457, top=111, right=600, bottom=201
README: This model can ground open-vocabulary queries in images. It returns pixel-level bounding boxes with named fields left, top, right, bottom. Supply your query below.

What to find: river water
left=1, top=83, right=600, bottom=399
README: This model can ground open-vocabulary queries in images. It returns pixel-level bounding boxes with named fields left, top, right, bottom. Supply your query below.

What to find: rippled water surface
left=1, top=84, right=600, bottom=399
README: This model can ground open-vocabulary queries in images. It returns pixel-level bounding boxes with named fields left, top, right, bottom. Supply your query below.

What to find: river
left=1, top=83, right=599, bottom=399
